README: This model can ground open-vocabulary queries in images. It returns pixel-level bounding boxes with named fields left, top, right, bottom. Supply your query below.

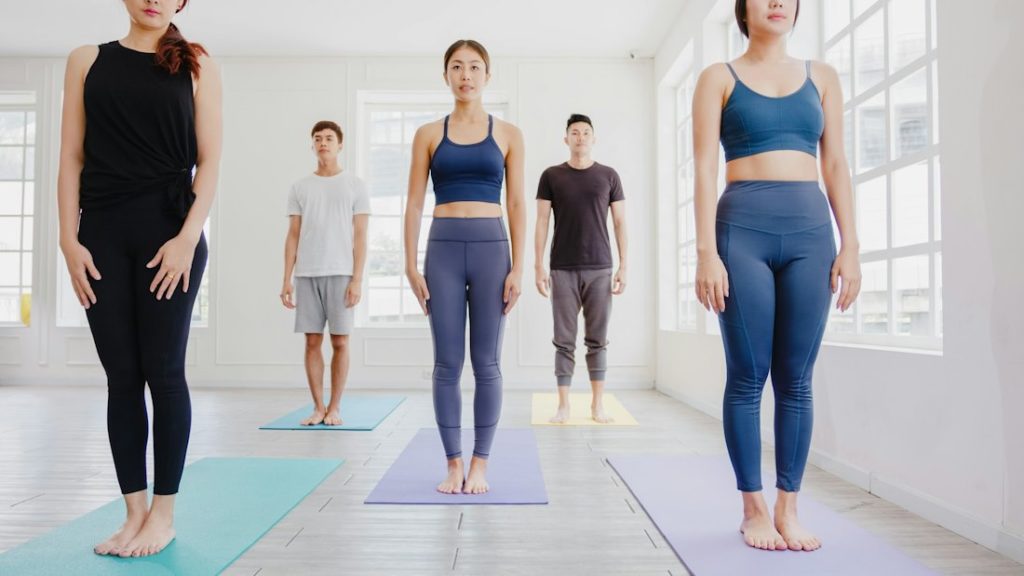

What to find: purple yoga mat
left=365, top=428, right=548, bottom=505
left=608, top=455, right=937, bottom=576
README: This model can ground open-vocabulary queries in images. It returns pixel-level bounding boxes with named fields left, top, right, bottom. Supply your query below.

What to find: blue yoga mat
left=608, top=455, right=937, bottom=576
left=0, top=457, right=342, bottom=576
left=259, top=395, right=405, bottom=431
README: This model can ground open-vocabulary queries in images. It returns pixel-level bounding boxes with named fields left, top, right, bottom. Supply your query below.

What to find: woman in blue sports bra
left=692, top=0, right=861, bottom=552
left=404, top=39, right=526, bottom=495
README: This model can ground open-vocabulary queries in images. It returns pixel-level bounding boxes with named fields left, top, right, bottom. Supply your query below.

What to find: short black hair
left=566, top=114, right=593, bottom=132
left=735, top=0, right=801, bottom=38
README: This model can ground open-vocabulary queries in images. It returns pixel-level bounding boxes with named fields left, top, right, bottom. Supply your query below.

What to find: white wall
left=0, top=54, right=656, bottom=390
left=653, top=0, right=1024, bottom=563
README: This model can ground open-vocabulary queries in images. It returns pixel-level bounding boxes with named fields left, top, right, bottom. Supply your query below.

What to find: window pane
left=25, top=146, right=34, bottom=179
left=0, top=252, right=19, bottom=285
left=825, top=0, right=851, bottom=40
left=0, top=112, right=25, bottom=144
left=860, top=260, right=888, bottom=333
left=0, top=216, right=20, bottom=250
left=371, top=195, right=401, bottom=216
left=369, top=216, right=401, bottom=253
left=826, top=35, right=852, bottom=99
left=401, top=288, right=425, bottom=320
left=21, top=252, right=31, bottom=289
left=892, top=161, right=929, bottom=247
left=857, top=175, right=887, bottom=251
left=22, top=216, right=32, bottom=251
left=0, top=287, right=18, bottom=322
left=933, top=156, right=941, bottom=241
left=0, top=182, right=21, bottom=214
left=368, top=252, right=401, bottom=285
left=891, top=67, right=928, bottom=160
left=368, top=288, right=401, bottom=321
left=853, top=0, right=878, bottom=18
left=934, top=252, right=942, bottom=336
left=890, top=0, right=927, bottom=71
left=0, top=147, right=24, bottom=179
left=856, top=92, right=886, bottom=173
left=678, top=205, right=689, bottom=246
left=854, top=9, right=885, bottom=96
left=368, top=144, right=404, bottom=198
left=23, top=181, right=33, bottom=216
left=828, top=303, right=857, bottom=334
left=677, top=246, right=688, bottom=290
left=370, top=111, right=402, bottom=144
left=893, top=255, right=930, bottom=335
left=26, top=112, right=35, bottom=145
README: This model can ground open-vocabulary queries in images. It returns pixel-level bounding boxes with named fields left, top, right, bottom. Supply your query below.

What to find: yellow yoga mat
left=530, top=393, right=638, bottom=426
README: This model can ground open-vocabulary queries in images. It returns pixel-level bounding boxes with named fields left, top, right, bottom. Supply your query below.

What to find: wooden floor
left=0, top=386, right=1021, bottom=575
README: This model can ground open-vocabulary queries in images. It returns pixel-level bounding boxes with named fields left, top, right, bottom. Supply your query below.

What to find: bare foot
left=118, top=513, right=176, bottom=558
left=463, top=456, right=489, bottom=494
left=300, top=408, right=326, bottom=426
left=94, top=516, right=145, bottom=556
left=437, top=458, right=464, bottom=494
left=775, top=513, right=821, bottom=551
left=591, top=403, right=615, bottom=424
left=740, top=512, right=788, bottom=551
left=548, top=403, right=570, bottom=424
left=323, top=409, right=342, bottom=426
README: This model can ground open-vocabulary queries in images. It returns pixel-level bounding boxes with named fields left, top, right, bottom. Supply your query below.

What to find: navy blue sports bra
left=720, top=61, right=824, bottom=162
left=430, top=115, right=505, bottom=205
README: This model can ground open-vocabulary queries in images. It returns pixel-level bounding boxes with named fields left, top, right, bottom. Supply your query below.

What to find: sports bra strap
left=487, top=114, right=494, bottom=136
left=725, top=62, right=740, bottom=81
left=805, top=60, right=811, bottom=78
left=443, top=115, right=450, bottom=139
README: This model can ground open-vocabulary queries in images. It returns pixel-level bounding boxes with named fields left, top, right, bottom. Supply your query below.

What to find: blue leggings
left=425, top=217, right=510, bottom=459
left=716, top=181, right=835, bottom=493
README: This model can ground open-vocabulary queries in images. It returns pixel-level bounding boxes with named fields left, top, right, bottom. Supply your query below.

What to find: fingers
left=504, top=288, right=520, bottom=315
left=146, top=248, right=164, bottom=270
left=830, top=265, right=839, bottom=294
left=85, top=258, right=102, bottom=281
left=182, top=271, right=190, bottom=293
left=713, top=282, right=726, bottom=313
left=79, top=273, right=98, bottom=306
left=155, top=270, right=178, bottom=300
left=696, top=283, right=709, bottom=311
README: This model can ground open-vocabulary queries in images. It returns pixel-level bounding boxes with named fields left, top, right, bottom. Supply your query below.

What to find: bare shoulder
left=492, top=117, right=523, bottom=143
left=415, top=119, right=444, bottom=142
left=698, top=62, right=733, bottom=86
left=66, top=45, right=100, bottom=78
left=808, top=60, right=841, bottom=97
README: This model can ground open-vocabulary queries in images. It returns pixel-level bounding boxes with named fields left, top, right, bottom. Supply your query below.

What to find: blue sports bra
left=720, top=61, right=824, bottom=162
left=430, top=115, right=505, bottom=205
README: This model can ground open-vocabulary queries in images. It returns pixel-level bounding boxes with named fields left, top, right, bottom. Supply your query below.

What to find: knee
left=305, top=334, right=323, bottom=352
left=584, top=337, right=606, bottom=351
left=331, top=335, right=349, bottom=353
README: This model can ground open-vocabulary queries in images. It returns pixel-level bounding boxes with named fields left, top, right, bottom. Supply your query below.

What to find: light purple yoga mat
left=365, top=428, right=548, bottom=505
left=607, top=455, right=937, bottom=576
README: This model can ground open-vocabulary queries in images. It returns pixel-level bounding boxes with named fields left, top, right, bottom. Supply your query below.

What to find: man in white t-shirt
left=281, top=120, right=370, bottom=426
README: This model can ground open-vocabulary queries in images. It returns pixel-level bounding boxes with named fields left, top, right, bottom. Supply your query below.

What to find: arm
left=57, top=46, right=101, bottom=308
left=347, top=213, right=369, bottom=307
left=148, top=55, right=223, bottom=299
left=610, top=200, right=628, bottom=295
left=503, top=125, right=527, bottom=314
left=281, top=215, right=300, bottom=309
left=692, top=64, right=730, bottom=313
left=817, top=61, right=861, bottom=311
left=404, top=124, right=432, bottom=314
left=534, top=199, right=552, bottom=297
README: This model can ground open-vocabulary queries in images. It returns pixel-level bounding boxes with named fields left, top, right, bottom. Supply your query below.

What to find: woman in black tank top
left=56, top=0, right=222, bottom=559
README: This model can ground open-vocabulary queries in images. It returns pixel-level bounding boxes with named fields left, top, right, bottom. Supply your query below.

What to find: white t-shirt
left=287, top=171, right=371, bottom=277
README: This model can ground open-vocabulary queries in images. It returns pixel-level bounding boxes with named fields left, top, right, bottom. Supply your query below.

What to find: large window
left=824, top=0, right=941, bottom=348
left=675, top=73, right=698, bottom=331
left=0, top=93, right=36, bottom=327
left=357, top=95, right=507, bottom=326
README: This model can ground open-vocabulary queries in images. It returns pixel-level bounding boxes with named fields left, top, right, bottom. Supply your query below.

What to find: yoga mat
left=607, top=455, right=937, bottom=575
left=365, top=428, right=548, bottom=505
left=259, top=395, right=405, bottom=430
left=0, top=457, right=342, bottom=576
left=530, top=392, right=639, bottom=426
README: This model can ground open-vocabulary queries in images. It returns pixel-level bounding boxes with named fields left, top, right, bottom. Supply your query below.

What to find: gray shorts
left=294, top=275, right=354, bottom=335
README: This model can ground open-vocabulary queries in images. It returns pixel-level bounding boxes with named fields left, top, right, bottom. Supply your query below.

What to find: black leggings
left=79, top=192, right=207, bottom=495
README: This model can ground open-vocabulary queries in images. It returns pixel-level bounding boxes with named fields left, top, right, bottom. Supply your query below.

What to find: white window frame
left=0, top=92, right=38, bottom=327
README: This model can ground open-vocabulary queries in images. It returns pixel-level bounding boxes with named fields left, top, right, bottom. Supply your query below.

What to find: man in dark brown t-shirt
left=535, top=114, right=628, bottom=424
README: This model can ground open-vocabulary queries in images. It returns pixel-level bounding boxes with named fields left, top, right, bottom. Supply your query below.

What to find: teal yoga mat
left=259, top=395, right=405, bottom=431
left=0, top=457, right=342, bottom=576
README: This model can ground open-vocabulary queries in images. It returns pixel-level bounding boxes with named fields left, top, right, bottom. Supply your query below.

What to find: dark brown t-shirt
left=537, top=162, right=624, bottom=270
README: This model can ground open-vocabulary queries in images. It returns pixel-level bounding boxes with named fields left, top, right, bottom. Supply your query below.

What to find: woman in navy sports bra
left=404, top=40, right=526, bottom=495
left=692, top=0, right=861, bottom=552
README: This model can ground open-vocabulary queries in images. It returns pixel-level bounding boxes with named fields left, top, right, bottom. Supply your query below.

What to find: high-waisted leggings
left=79, top=192, right=207, bottom=495
left=716, top=181, right=835, bottom=493
left=425, top=217, right=510, bottom=459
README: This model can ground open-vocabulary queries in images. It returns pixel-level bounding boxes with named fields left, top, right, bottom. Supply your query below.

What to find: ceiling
left=0, top=0, right=686, bottom=59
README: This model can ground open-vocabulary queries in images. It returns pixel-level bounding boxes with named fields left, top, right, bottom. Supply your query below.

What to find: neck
left=743, top=35, right=790, bottom=64
left=316, top=158, right=342, bottom=176
left=568, top=154, right=594, bottom=169
left=123, top=24, right=168, bottom=53
left=451, top=99, right=487, bottom=122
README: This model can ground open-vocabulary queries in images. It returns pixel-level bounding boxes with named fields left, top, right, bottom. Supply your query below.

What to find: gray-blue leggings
left=425, top=217, right=510, bottom=459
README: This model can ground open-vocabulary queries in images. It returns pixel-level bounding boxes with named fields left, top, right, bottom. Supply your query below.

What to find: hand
left=62, top=240, right=101, bottom=309
left=345, top=278, right=362, bottom=308
left=612, top=267, right=627, bottom=295
left=535, top=267, right=550, bottom=298
left=147, top=235, right=197, bottom=300
left=280, top=281, right=295, bottom=309
left=831, top=247, right=862, bottom=312
left=695, top=255, right=729, bottom=313
left=406, top=269, right=430, bottom=315
left=503, top=270, right=522, bottom=315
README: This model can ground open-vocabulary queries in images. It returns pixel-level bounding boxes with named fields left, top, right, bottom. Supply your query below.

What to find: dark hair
left=155, top=0, right=208, bottom=75
left=734, top=0, right=800, bottom=38
left=311, top=120, right=344, bottom=143
left=566, top=114, right=593, bottom=132
left=443, top=39, right=491, bottom=73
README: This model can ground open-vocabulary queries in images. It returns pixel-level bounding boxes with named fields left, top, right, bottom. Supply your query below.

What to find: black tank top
left=80, top=41, right=197, bottom=214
